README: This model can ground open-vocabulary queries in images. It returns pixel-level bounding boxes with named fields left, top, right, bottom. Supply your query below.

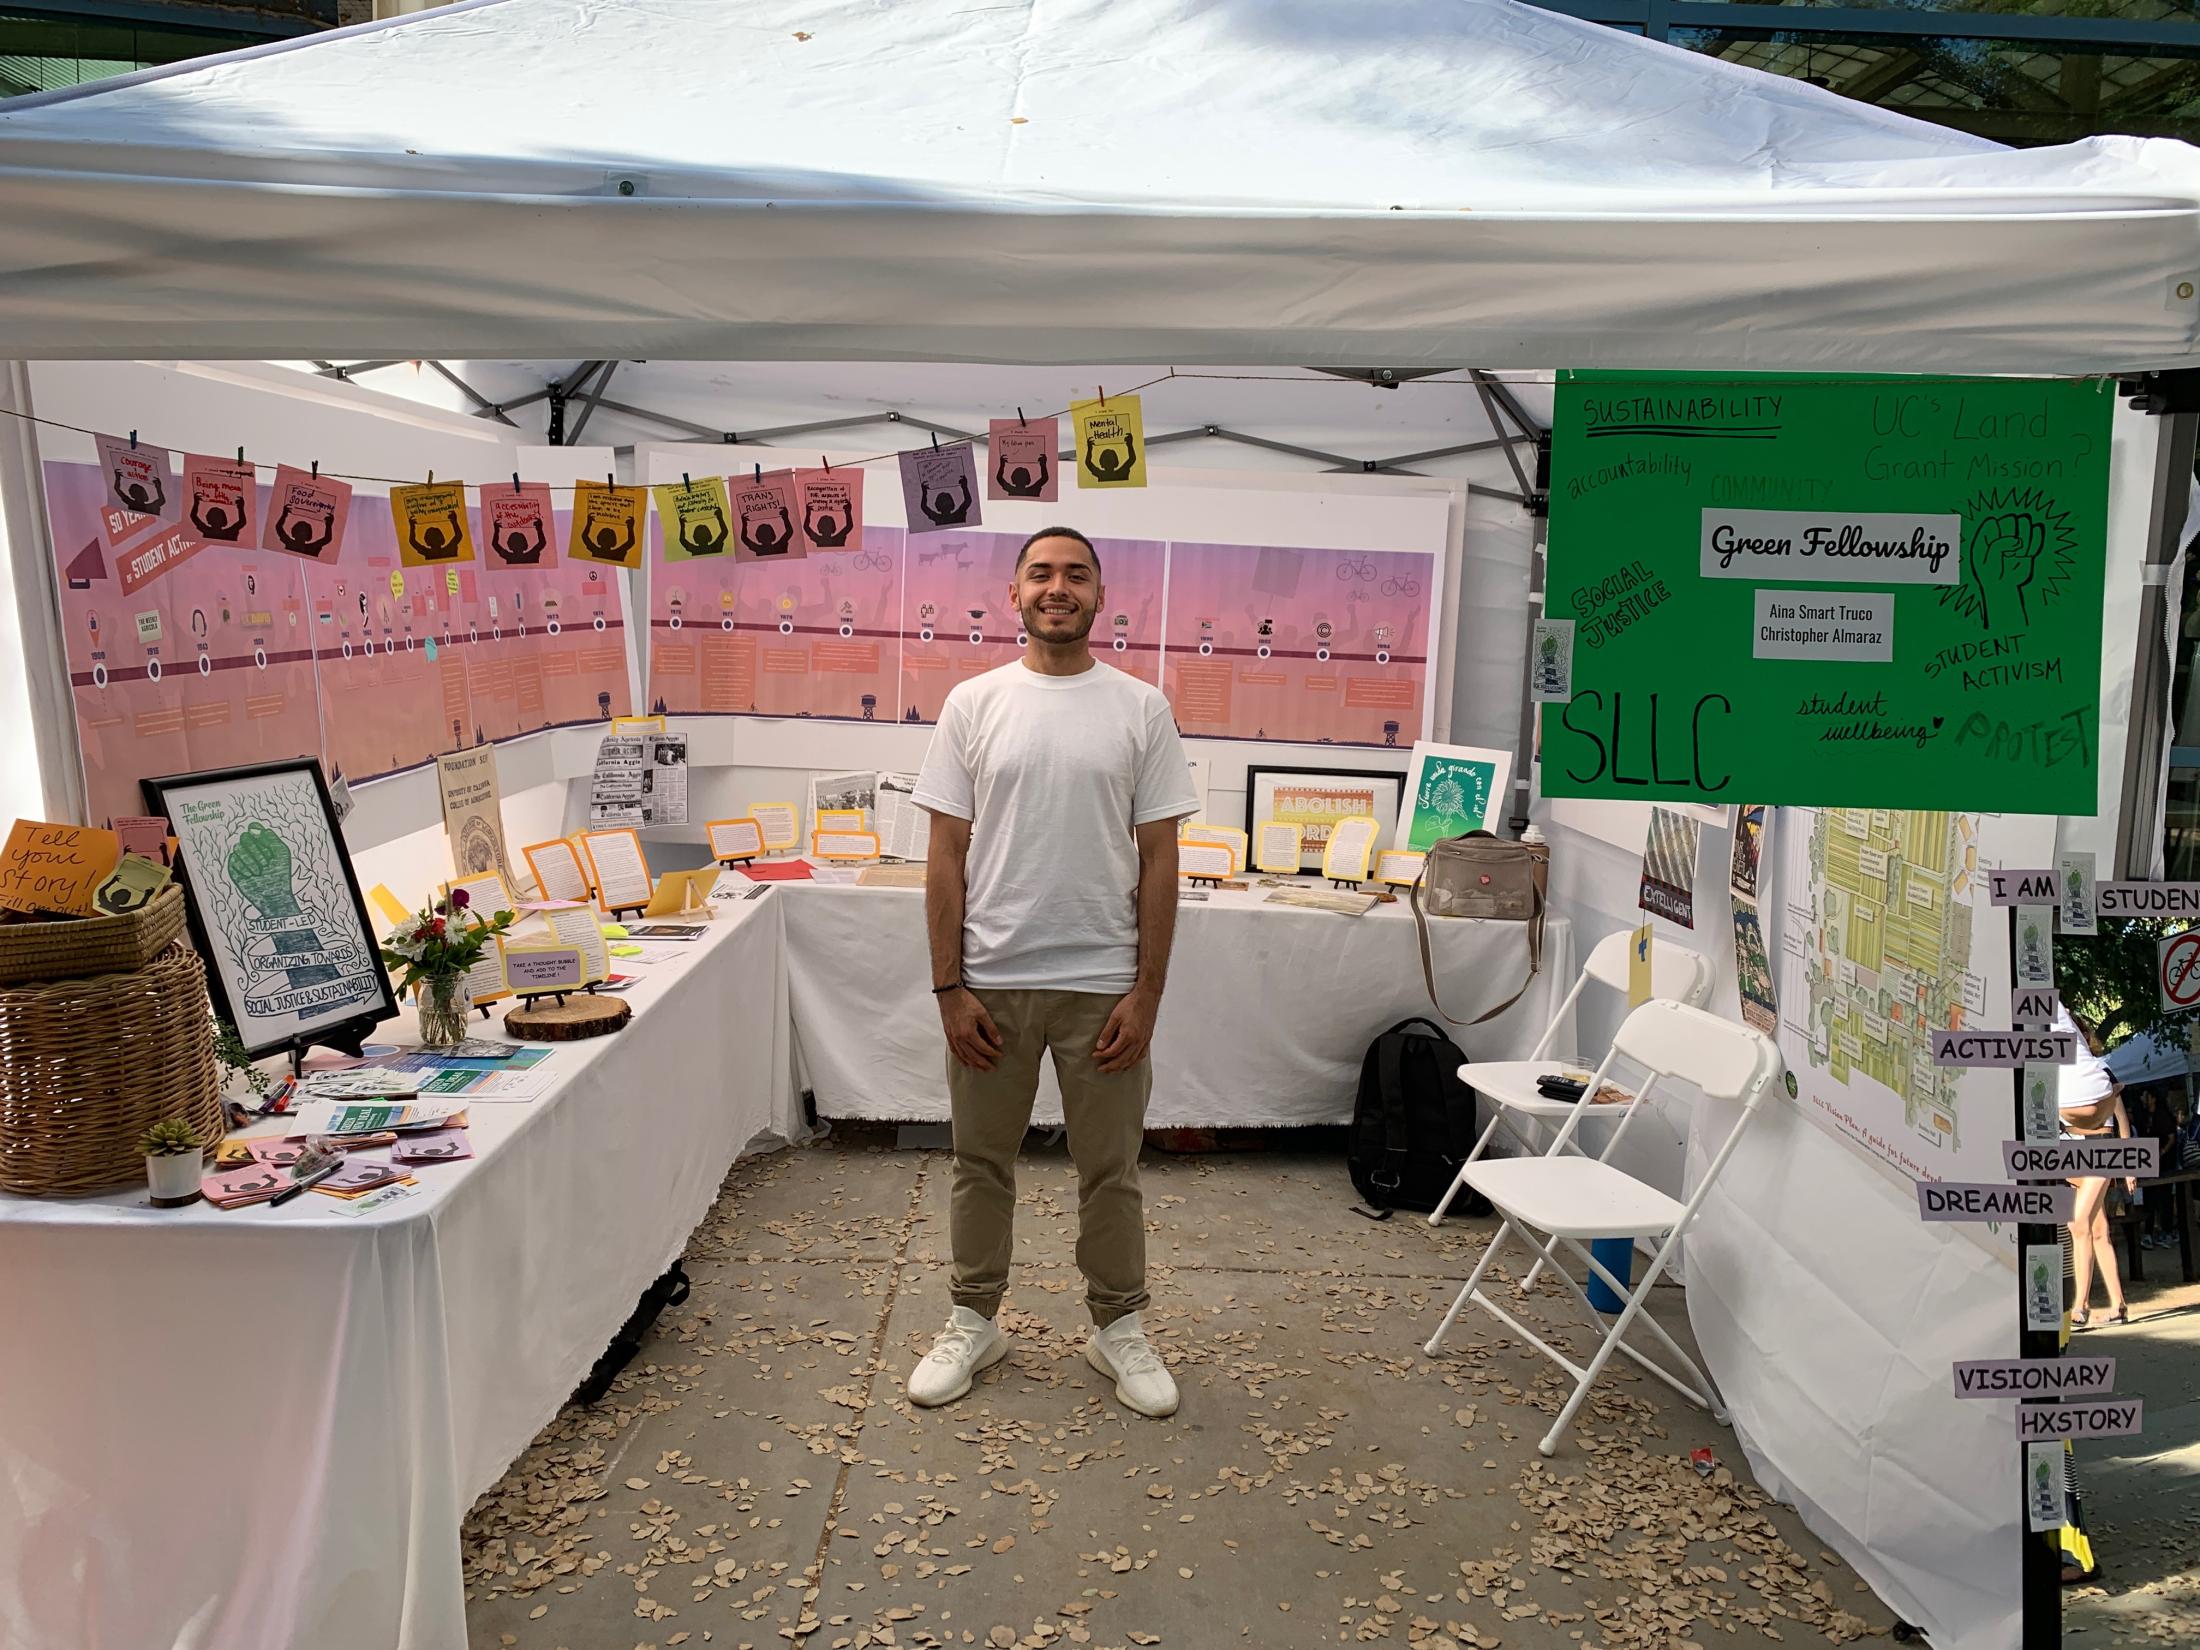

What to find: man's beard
left=1022, top=598, right=1097, bottom=644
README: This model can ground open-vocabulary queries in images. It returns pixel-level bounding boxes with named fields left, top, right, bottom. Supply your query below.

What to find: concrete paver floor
left=2061, top=1267, right=2200, bottom=1647
left=464, top=1132, right=1896, bottom=1650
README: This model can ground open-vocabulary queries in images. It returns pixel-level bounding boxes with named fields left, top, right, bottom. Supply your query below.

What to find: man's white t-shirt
left=913, top=660, right=1200, bottom=995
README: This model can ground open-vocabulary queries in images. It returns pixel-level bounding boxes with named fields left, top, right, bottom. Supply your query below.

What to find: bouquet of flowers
left=379, top=886, right=516, bottom=995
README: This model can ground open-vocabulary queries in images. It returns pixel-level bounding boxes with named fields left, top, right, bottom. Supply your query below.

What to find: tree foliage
left=2052, top=919, right=2199, bottom=1052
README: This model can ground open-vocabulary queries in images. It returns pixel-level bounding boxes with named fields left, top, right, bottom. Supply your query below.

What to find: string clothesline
left=0, top=370, right=1185, bottom=495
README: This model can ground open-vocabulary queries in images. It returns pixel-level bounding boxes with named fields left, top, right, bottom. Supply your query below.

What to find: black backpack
left=1348, top=1017, right=1489, bottom=1215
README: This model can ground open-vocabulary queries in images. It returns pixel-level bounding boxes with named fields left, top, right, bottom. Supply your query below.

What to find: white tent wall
left=1, top=359, right=582, bottom=899
left=1, top=357, right=1536, bottom=894
left=1516, top=403, right=2172, bottom=1650
left=8, top=2, right=2200, bottom=1642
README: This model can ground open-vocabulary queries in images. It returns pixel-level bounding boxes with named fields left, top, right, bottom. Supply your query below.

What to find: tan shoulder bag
left=1408, top=830, right=1550, bottom=1026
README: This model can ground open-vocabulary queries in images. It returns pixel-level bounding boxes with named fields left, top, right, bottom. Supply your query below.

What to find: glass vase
left=419, top=971, right=469, bottom=1049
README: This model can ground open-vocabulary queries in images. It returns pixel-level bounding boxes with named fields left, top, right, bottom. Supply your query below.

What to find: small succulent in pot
left=139, top=1118, right=202, bottom=1157
left=140, top=1117, right=205, bottom=1206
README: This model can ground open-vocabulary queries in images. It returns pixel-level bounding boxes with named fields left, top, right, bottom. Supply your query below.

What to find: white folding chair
left=1427, top=930, right=1711, bottom=1225
left=1422, top=999, right=1783, bottom=1457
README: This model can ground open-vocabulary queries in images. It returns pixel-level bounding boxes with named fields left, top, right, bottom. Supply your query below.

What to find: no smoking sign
left=2159, top=929, right=2200, bottom=1013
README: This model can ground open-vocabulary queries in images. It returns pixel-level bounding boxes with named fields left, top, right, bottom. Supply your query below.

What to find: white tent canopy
left=2107, top=1028, right=2193, bottom=1086
left=3, top=0, right=2200, bottom=371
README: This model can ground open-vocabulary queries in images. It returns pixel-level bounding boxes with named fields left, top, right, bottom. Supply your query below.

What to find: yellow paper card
left=611, top=714, right=667, bottom=733
left=654, top=476, right=735, bottom=561
left=817, top=808, right=865, bottom=832
left=390, top=482, right=475, bottom=567
left=750, top=802, right=801, bottom=852
left=645, top=866, right=720, bottom=916
left=1185, top=824, right=1248, bottom=876
left=1071, top=395, right=1146, bottom=489
left=570, top=480, right=647, bottom=567
left=1318, top=815, right=1380, bottom=885
left=0, top=820, right=122, bottom=917
left=92, top=853, right=171, bottom=916
left=1628, top=922, right=1653, bottom=1010
left=367, top=882, right=412, bottom=930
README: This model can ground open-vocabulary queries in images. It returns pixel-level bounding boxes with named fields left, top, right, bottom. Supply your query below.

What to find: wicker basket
left=0, top=884, right=189, bottom=987
left=0, top=940, right=224, bottom=1197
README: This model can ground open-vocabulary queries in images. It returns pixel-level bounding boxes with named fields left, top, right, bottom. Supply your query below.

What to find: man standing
left=908, top=526, right=1199, bottom=1417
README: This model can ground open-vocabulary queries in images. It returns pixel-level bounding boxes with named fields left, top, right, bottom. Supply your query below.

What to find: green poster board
left=1540, top=374, right=2112, bottom=815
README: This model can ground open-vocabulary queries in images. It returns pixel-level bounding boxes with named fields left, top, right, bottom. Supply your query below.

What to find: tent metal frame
left=297, top=356, right=2200, bottom=875
left=356, top=358, right=1546, bottom=499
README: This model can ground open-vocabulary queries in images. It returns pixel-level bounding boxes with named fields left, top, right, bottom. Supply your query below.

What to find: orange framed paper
left=706, top=817, right=766, bottom=862
left=1374, top=849, right=1427, bottom=887
left=579, top=827, right=654, bottom=912
left=1184, top=823, right=1248, bottom=876
left=811, top=829, right=881, bottom=862
left=442, top=869, right=515, bottom=919
left=1178, top=839, right=1234, bottom=882
left=521, top=837, right=592, bottom=904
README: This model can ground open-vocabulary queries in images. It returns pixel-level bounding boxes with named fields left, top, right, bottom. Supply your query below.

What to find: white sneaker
left=908, top=1306, right=1008, bottom=1407
left=1085, top=1312, right=1179, bottom=1418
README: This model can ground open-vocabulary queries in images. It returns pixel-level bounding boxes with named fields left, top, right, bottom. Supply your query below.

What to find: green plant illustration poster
left=1541, top=374, right=2112, bottom=814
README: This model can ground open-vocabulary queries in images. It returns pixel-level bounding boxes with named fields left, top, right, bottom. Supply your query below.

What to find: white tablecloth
left=781, top=884, right=1572, bottom=1126
left=0, top=894, right=797, bottom=1650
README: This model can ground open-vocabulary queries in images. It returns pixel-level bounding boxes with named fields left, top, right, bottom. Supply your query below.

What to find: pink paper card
left=263, top=465, right=353, bottom=561
left=181, top=453, right=258, bottom=547
left=899, top=444, right=981, bottom=533
left=201, top=1164, right=290, bottom=1208
left=390, top=1128, right=474, bottom=1164
left=987, top=418, right=1059, bottom=501
left=482, top=481, right=558, bottom=568
left=318, top=1157, right=408, bottom=1195
left=794, top=467, right=864, bottom=552
left=730, top=471, right=805, bottom=562
left=92, top=432, right=175, bottom=544
left=109, top=814, right=170, bottom=864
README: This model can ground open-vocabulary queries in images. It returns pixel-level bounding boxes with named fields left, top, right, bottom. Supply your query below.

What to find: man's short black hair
left=1014, top=526, right=1101, bottom=577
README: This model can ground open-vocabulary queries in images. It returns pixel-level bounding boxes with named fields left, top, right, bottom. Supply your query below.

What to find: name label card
left=1931, top=1030, right=2074, bottom=1068
left=2004, top=1139, right=2158, bottom=1181
left=1917, top=1181, right=2075, bottom=1223
left=1953, top=1358, right=2115, bottom=1400
left=504, top=947, right=585, bottom=992
left=2016, top=1400, right=2144, bottom=1442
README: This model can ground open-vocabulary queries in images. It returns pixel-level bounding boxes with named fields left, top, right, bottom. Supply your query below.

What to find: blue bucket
left=1586, top=1237, right=1634, bottom=1313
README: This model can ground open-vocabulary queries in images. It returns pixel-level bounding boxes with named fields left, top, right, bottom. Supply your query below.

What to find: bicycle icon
left=1334, top=553, right=1420, bottom=598
left=851, top=549, right=893, bottom=572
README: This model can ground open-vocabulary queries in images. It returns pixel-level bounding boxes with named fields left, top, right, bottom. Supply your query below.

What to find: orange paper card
left=0, top=820, right=122, bottom=916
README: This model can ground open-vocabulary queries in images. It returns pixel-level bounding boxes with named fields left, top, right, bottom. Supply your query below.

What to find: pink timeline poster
left=893, top=532, right=1162, bottom=724
left=301, top=512, right=630, bottom=777
left=646, top=520, right=904, bottom=720
left=49, top=463, right=324, bottom=826
left=45, top=461, right=630, bottom=824
left=1162, top=541, right=1433, bottom=748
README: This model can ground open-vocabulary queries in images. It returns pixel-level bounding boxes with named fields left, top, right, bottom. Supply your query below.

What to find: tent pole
left=0, top=361, right=87, bottom=823
left=2115, top=406, right=2196, bottom=879
left=566, top=361, right=618, bottom=445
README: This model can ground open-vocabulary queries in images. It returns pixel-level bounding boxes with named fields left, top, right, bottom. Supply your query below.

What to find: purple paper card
left=987, top=418, right=1059, bottom=502
left=390, top=1128, right=475, bottom=1164
left=899, top=444, right=981, bottom=534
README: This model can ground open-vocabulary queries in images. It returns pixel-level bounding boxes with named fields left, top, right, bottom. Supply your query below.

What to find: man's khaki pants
left=946, top=988, right=1150, bottom=1327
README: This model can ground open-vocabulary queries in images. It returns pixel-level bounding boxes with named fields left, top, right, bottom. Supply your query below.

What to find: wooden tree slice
left=503, top=992, right=632, bottom=1041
